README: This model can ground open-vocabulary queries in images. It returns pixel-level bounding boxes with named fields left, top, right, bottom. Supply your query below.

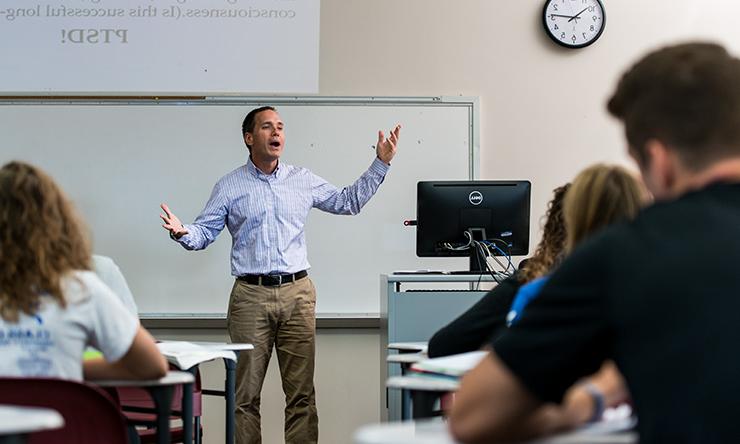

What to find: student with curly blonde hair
left=427, top=184, right=570, bottom=358
left=0, top=161, right=167, bottom=381
left=507, top=164, right=646, bottom=325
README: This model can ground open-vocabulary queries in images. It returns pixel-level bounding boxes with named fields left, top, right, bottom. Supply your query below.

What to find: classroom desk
left=381, top=273, right=497, bottom=421
left=388, top=342, right=429, bottom=353
left=0, top=404, right=64, bottom=444
left=354, top=417, right=638, bottom=444
left=91, top=370, right=194, bottom=444
left=386, top=376, right=458, bottom=419
left=386, top=353, right=426, bottom=420
left=190, top=341, right=254, bottom=444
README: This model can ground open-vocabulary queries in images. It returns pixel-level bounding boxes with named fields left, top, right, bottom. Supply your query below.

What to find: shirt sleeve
left=84, top=274, right=140, bottom=363
left=427, top=276, right=520, bottom=358
left=311, top=157, right=389, bottom=215
left=506, top=275, right=550, bottom=326
left=176, top=180, right=228, bottom=250
left=92, top=255, right=138, bottom=317
left=493, top=237, right=613, bottom=404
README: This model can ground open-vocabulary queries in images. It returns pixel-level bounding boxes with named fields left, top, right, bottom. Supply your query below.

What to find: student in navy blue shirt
left=450, top=42, right=740, bottom=444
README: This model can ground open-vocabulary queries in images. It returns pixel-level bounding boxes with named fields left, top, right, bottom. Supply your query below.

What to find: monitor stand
left=445, top=227, right=488, bottom=274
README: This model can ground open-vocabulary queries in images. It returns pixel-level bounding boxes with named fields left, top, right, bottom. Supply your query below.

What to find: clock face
left=543, top=0, right=605, bottom=49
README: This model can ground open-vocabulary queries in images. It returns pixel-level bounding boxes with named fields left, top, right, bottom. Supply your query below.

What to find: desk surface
left=385, top=273, right=504, bottom=283
left=90, top=370, right=194, bottom=388
left=189, top=341, right=254, bottom=351
left=142, top=313, right=380, bottom=329
left=388, top=342, right=428, bottom=352
left=386, top=375, right=460, bottom=392
left=0, top=404, right=64, bottom=435
left=354, top=418, right=638, bottom=444
left=387, top=353, right=427, bottom=364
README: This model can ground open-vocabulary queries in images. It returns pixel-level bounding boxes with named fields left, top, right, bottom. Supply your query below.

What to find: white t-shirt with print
left=93, top=254, right=138, bottom=317
left=0, top=270, right=138, bottom=381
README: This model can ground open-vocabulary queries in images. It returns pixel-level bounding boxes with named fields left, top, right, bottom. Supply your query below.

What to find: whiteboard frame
left=0, top=95, right=480, bottom=180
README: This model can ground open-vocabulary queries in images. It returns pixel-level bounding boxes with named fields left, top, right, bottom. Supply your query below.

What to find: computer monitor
left=416, top=180, right=531, bottom=271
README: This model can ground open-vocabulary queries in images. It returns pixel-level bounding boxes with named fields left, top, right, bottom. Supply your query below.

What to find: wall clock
left=543, top=0, right=606, bottom=49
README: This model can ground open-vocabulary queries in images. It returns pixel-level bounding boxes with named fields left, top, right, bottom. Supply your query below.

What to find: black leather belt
left=237, top=270, right=308, bottom=287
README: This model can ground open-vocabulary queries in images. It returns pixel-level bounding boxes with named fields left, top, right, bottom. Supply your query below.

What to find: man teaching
left=160, top=106, right=400, bottom=444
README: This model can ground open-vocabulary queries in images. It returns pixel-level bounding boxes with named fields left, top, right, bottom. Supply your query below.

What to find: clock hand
left=568, top=7, right=589, bottom=22
left=550, top=13, right=575, bottom=19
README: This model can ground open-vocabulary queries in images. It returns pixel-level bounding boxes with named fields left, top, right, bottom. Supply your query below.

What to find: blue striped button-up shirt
left=175, top=157, right=389, bottom=276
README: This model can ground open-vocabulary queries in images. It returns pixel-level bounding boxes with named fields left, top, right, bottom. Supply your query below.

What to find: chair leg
left=194, top=417, right=201, bottom=444
left=127, top=424, right=142, bottom=444
left=411, top=391, right=440, bottom=419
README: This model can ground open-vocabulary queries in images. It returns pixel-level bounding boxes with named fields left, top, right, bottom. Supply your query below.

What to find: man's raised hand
left=160, top=203, right=188, bottom=239
left=376, top=124, right=401, bottom=165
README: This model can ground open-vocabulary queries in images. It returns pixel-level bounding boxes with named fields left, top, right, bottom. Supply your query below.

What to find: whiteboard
left=0, top=97, right=478, bottom=315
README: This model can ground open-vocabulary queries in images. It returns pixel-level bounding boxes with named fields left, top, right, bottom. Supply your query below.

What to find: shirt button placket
left=267, top=180, right=279, bottom=273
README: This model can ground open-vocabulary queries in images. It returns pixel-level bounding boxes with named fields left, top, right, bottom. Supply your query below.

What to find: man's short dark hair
left=241, top=106, right=276, bottom=150
left=607, top=42, right=740, bottom=170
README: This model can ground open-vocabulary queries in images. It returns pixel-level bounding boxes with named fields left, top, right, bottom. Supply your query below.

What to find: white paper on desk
left=410, top=350, right=488, bottom=377
left=584, top=404, right=636, bottom=435
left=157, top=341, right=237, bottom=370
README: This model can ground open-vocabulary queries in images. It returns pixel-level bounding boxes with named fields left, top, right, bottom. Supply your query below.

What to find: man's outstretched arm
left=312, top=125, right=401, bottom=214
left=159, top=177, right=231, bottom=251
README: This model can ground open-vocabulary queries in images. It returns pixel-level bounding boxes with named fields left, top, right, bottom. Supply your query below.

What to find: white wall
left=157, top=1, right=740, bottom=443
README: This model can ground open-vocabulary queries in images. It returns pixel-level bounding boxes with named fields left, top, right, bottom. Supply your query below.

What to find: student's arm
left=448, top=351, right=543, bottom=443
left=450, top=235, right=615, bottom=443
left=504, top=361, right=630, bottom=437
left=84, top=326, right=168, bottom=380
left=428, top=277, right=520, bottom=358
left=448, top=354, right=627, bottom=443
left=552, top=362, right=629, bottom=426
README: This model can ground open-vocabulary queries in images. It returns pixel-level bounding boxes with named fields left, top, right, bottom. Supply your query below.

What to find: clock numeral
left=554, top=24, right=559, bottom=30
left=553, top=3, right=558, bottom=10
left=590, top=25, right=595, bottom=31
left=588, top=6, right=594, bottom=12
left=571, top=34, right=577, bottom=43
left=582, top=32, right=587, bottom=39
left=561, top=32, right=566, bottom=39
left=593, top=15, right=598, bottom=21
left=550, top=14, right=556, bottom=21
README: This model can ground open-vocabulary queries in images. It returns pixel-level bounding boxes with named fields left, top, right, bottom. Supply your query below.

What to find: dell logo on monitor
left=469, top=190, right=483, bottom=205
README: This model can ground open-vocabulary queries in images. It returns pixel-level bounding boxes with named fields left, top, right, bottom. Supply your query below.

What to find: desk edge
left=141, top=316, right=380, bottom=329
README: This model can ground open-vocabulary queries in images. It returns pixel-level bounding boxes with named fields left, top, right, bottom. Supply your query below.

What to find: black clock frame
left=542, top=0, right=606, bottom=49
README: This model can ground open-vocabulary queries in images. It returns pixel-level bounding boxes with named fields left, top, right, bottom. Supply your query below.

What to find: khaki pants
left=227, top=276, right=318, bottom=444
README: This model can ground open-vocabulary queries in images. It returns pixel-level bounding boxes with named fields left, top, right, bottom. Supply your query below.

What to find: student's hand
left=376, top=124, right=401, bottom=165
left=160, top=203, right=188, bottom=239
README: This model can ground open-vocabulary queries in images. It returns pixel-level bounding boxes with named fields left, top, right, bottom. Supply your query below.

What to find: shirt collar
left=247, top=156, right=281, bottom=180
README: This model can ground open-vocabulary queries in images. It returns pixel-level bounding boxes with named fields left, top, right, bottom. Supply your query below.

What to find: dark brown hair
left=607, top=42, right=740, bottom=170
left=518, top=184, right=569, bottom=283
left=241, top=106, right=276, bottom=150
left=0, top=161, right=91, bottom=321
